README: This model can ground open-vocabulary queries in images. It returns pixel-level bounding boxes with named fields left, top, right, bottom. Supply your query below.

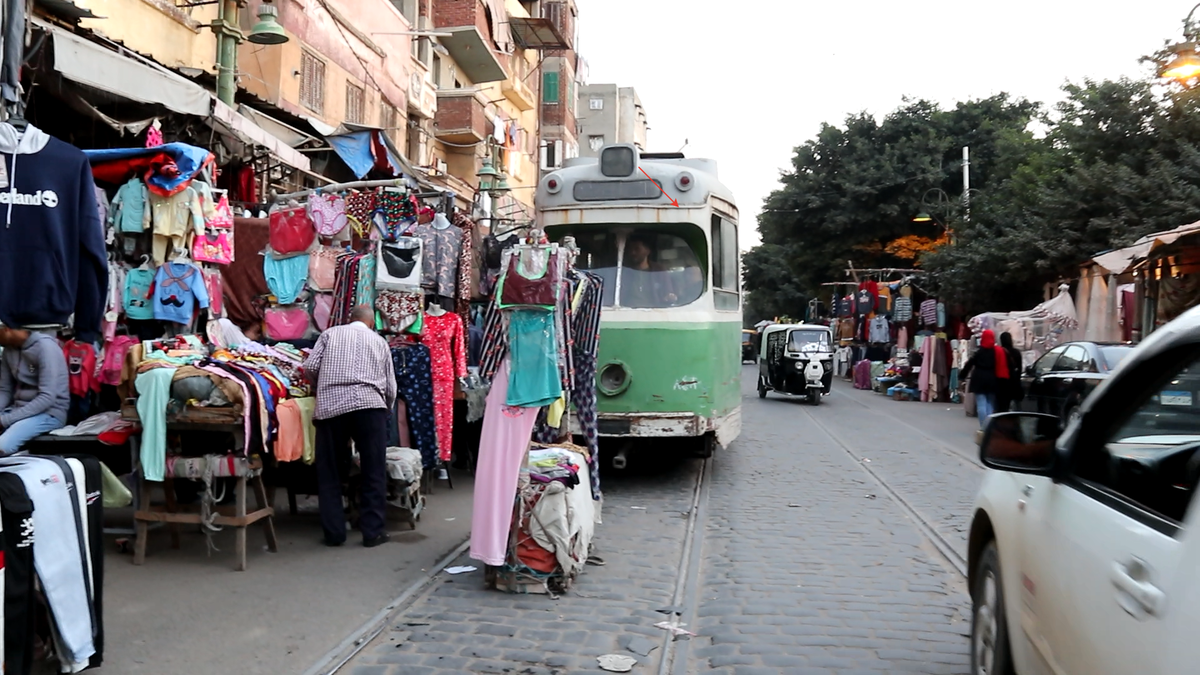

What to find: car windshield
left=1110, top=364, right=1200, bottom=446
left=549, top=226, right=705, bottom=309
left=789, top=330, right=830, bottom=353
left=1100, top=346, right=1132, bottom=371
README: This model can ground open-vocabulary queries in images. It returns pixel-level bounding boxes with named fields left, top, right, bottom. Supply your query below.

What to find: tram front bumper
left=571, top=412, right=706, bottom=438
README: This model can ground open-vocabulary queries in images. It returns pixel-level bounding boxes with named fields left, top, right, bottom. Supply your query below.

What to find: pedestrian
left=995, top=332, right=1023, bottom=413
left=302, top=305, right=397, bottom=548
left=0, top=325, right=70, bottom=456
left=960, top=329, right=1010, bottom=431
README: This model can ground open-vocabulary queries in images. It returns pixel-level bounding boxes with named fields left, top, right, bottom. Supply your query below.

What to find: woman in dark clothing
left=995, top=332, right=1024, bottom=413
left=960, top=330, right=1011, bottom=429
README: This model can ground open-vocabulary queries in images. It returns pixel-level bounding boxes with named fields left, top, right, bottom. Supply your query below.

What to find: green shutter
left=543, top=72, right=559, bottom=103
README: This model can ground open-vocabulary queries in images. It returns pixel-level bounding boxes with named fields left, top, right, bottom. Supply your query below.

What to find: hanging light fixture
left=912, top=212, right=933, bottom=223
left=489, top=173, right=512, bottom=199
left=248, top=1, right=289, bottom=45
left=476, top=156, right=500, bottom=191
left=1164, top=42, right=1200, bottom=80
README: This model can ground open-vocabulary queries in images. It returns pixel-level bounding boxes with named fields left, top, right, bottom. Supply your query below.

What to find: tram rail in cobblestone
left=797, top=405, right=970, bottom=578
left=832, top=386, right=984, bottom=470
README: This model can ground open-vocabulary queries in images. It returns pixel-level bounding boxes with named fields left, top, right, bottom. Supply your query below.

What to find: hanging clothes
left=149, top=186, right=205, bottom=264
left=422, top=311, right=466, bottom=462
left=413, top=214, right=464, bottom=298
left=469, top=359, right=540, bottom=567
left=391, top=344, right=439, bottom=468
left=152, top=262, right=209, bottom=325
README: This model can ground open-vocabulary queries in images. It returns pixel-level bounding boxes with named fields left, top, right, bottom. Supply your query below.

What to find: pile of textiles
left=132, top=336, right=317, bottom=482
left=385, top=447, right=423, bottom=485
left=505, top=445, right=596, bottom=588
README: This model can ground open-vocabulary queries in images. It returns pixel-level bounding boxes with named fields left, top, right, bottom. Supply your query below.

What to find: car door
left=1162, top=496, right=1200, bottom=674
left=1042, top=345, right=1087, bottom=416
left=1017, top=346, right=1200, bottom=675
left=1025, top=346, right=1066, bottom=413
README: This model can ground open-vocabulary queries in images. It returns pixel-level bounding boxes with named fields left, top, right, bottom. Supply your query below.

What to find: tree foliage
left=744, top=78, right=1200, bottom=317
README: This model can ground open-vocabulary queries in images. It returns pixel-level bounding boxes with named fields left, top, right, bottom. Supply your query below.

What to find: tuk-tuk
left=741, top=330, right=756, bottom=363
left=757, top=324, right=834, bottom=405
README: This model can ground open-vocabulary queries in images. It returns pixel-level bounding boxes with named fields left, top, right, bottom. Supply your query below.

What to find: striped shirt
left=302, top=322, right=397, bottom=420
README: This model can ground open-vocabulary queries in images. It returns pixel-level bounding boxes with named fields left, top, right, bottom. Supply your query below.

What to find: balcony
left=438, top=26, right=507, bottom=84
left=434, top=89, right=489, bottom=145
left=502, top=76, right=536, bottom=112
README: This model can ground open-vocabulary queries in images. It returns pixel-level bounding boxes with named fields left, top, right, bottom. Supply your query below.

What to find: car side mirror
left=980, top=412, right=1061, bottom=475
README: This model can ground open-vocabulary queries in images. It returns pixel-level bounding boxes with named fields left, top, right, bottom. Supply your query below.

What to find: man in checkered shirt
left=303, top=305, right=397, bottom=547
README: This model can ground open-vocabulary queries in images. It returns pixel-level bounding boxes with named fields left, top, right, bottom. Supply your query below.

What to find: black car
left=1019, top=341, right=1134, bottom=423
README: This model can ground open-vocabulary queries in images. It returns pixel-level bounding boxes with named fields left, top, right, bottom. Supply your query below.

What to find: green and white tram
left=537, top=144, right=742, bottom=456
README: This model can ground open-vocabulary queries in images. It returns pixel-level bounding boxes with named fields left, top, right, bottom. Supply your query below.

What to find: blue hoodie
left=0, top=124, right=107, bottom=341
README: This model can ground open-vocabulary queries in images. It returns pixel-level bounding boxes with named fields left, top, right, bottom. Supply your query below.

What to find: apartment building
left=577, top=84, right=648, bottom=156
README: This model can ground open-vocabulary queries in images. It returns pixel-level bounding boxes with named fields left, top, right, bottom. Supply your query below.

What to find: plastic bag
left=100, top=462, right=133, bottom=509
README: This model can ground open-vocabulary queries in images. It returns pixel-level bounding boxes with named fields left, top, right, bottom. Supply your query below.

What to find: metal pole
left=214, top=0, right=242, bottom=106
left=962, top=145, right=970, bottom=223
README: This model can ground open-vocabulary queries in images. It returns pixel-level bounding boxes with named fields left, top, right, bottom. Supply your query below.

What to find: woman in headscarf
left=995, top=332, right=1024, bottom=413
left=960, top=329, right=1011, bottom=429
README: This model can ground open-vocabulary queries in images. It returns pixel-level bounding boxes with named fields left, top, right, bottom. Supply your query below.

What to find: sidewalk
left=91, top=473, right=475, bottom=675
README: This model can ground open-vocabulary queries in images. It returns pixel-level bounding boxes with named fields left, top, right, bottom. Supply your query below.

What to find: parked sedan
left=968, top=309, right=1200, bottom=675
left=1020, top=341, right=1134, bottom=423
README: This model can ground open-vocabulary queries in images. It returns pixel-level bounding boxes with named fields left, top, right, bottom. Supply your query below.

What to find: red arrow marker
left=639, top=167, right=679, bottom=207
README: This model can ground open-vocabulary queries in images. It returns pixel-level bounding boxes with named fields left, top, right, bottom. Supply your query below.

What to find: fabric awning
left=210, top=101, right=312, bottom=171
left=324, top=123, right=419, bottom=184
left=1090, top=220, right=1200, bottom=274
left=49, top=23, right=210, bottom=117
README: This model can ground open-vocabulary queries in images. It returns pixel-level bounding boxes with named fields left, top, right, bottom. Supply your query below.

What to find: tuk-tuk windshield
left=789, top=329, right=831, bottom=353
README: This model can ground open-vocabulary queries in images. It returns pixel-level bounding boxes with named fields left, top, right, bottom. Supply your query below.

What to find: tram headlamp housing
left=675, top=171, right=694, bottom=192
left=598, top=361, right=631, bottom=396
left=545, top=173, right=562, bottom=194
left=600, top=145, right=637, bottom=177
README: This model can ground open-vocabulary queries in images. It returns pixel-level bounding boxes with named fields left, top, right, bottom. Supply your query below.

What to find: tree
left=743, top=95, right=1039, bottom=317
left=926, top=78, right=1200, bottom=312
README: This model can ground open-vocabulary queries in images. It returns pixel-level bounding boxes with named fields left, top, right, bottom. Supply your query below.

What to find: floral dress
left=421, top=311, right=467, bottom=461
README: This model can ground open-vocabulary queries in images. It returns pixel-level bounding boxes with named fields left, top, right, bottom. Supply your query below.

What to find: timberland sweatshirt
left=0, top=124, right=107, bottom=341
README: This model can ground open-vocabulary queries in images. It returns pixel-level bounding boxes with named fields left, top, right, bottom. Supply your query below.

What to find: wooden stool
left=133, top=455, right=278, bottom=571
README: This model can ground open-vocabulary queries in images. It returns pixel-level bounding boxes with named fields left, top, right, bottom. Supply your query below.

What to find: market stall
left=468, top=231, right=606, bottom=594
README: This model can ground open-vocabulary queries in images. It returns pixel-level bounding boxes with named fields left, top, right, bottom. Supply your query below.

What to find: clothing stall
left=0, top=121, right=111, bottom=674
left=468, top=231, right=605, bottom=595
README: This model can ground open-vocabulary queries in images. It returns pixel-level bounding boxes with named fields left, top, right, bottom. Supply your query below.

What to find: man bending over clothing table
left=302, top=305, right=397, bottom=548
left=0, top=325, right=69, bottom=456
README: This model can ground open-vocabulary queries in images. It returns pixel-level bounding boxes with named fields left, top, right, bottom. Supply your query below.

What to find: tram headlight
left=598, top=361, right=631, bottom=396
left=675, top=171, right=694, bottom=192
left=545, top=173, right=562, bottom=194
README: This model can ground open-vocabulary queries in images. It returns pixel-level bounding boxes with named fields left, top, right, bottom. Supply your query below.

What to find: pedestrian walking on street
left=995, top=331, right=1023, bottom=413
left=302, top=305, right=397, bottom=548
left=960, top=329, right=1010, bottom=430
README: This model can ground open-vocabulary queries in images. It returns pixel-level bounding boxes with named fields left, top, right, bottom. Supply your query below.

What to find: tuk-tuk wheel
left=757, top=380, right=767, bottom=399
left=809, top=389, right=821, bottom=406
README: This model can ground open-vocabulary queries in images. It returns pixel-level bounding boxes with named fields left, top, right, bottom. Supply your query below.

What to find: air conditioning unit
left=434, top=159, right=448, bottom=175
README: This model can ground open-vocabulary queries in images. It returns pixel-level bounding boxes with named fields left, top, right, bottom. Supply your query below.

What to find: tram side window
left=711, top=215, right=739, bottom=311
left=621, top=230, right=705, bottom=309
left=571, top=231, right=619, bottom=306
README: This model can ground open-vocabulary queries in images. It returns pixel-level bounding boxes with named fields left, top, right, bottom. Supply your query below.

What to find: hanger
left=6, top=103, right=27, bottom=133
left=138, top=254, right=153, bottom=270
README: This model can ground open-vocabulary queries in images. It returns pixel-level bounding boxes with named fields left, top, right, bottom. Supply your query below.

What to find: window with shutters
left=542, top=71, right=559, bottom=104
left=300, top=51, right=325, bottom=113
left=345, top=83, right=364, bottom=124
left=379, top=101, right=398, bottom=144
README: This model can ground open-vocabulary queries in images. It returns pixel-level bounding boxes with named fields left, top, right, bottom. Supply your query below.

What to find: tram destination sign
left=573, top=180, right=662, bottom=202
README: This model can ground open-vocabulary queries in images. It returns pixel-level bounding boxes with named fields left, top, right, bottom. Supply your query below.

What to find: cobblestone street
left=329, top=368, right=983, bottom=675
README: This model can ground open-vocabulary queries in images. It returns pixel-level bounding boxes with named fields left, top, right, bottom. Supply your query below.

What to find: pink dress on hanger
left=469, top=359, right=540, bottom=566
left=421, top=311, right=467, bottom=462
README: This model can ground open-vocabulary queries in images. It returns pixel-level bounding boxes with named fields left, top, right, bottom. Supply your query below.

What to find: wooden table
left=122, top=403, right=278, bottom=571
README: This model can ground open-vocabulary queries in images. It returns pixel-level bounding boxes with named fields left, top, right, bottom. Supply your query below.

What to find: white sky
left=576, top=0, right=1193, bottom=251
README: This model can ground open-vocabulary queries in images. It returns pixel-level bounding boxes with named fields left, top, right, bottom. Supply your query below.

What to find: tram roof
left=538, top=144, right=737, bottom=212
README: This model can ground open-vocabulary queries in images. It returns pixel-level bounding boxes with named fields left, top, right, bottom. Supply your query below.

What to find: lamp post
left=1159, top=3, right=1200, bottom=82
left=214, top=0, right=289, bottom=106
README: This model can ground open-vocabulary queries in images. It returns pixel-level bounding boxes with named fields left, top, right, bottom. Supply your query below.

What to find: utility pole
left=214, top=0, right=242, bottom=106
left=962, top=145, right=970, bottom=223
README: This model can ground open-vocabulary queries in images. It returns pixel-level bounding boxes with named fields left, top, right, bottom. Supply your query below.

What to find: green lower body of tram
left=576, top=319, right=742, bottom=452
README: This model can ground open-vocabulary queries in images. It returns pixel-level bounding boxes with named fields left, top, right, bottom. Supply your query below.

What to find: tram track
left=830, top=385, right=984, bottom=470
left=797, top=403, right=969, bottom=578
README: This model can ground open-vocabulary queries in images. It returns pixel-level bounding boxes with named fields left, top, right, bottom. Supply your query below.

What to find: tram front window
left=556, top=227, right=706, bottom=308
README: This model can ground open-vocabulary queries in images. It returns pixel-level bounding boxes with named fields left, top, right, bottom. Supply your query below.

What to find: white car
left=968, top=307, right=1200, bottom=675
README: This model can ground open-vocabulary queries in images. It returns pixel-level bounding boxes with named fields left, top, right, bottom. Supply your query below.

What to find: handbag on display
left=208, top=192, right=235, bottom=230
left=268, top=203, right=316, bottom=255
left=192, top=230, right=234, bottom=265
left=376, top=237, right=423, bottom=289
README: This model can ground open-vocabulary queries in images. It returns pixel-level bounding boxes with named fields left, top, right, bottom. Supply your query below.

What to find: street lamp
left=1160, top=3, right=1200, bottom=82
left=214, top=0, right=289, bottom=106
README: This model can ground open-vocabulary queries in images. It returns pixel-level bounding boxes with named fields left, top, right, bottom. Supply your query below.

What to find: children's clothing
left=149, top=187, right=205, bottom=264
left=123, top=268, right=156, bottom=321
left=152, top=262, right=209, bottom=324
left=109, top=178, right=150, bottom=233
